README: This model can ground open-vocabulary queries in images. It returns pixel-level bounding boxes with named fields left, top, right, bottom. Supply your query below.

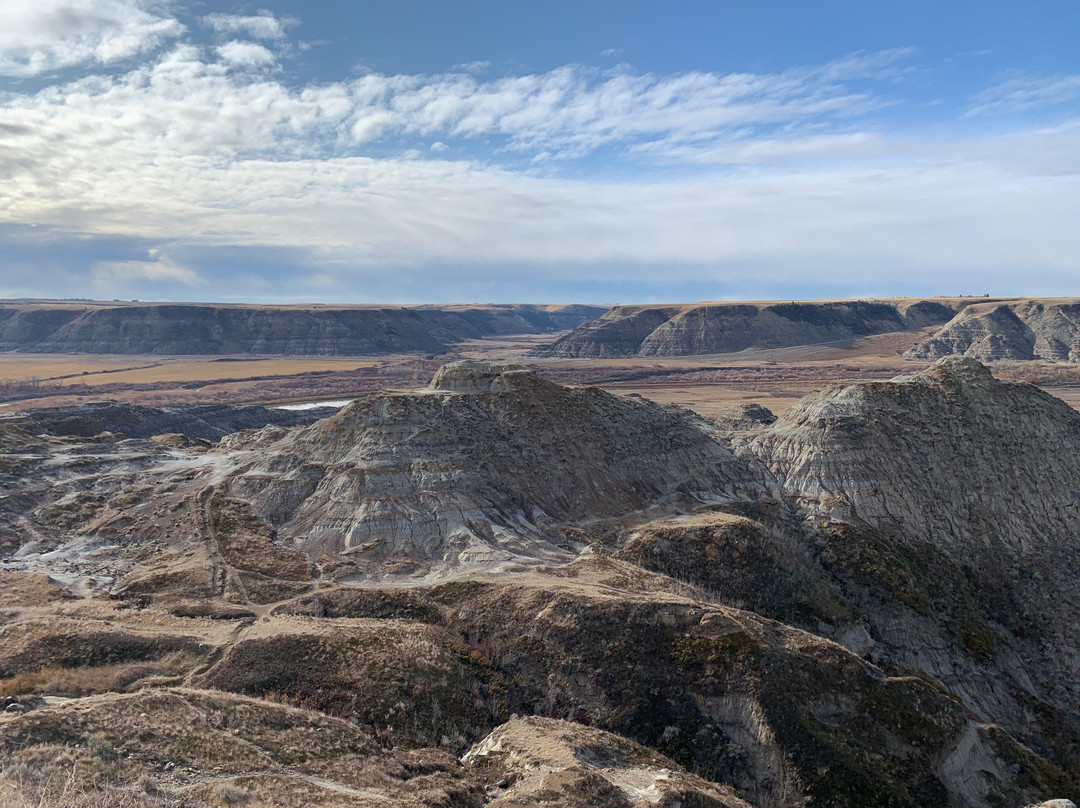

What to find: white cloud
left=0, top=38, right=1076, bottom=296
left=203, top=12, right=292, bottom=41
left=969, top=73, right=1080, bottom=116
left=91, top=256, right=204, bottom=287
left=453, top=60, right=491, bottom=73
left=0, top=0, right=182, bottom=77
left=330, top=54, right=898, bottom=155
left=814, top=47, right=917, bottom=81
left=216, top=40, right=276, bottom=68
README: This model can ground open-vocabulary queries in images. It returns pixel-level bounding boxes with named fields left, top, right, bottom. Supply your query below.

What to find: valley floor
left=5, top=327, right=1080, bottom=420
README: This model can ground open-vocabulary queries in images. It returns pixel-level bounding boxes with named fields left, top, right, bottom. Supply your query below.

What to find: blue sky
left=0, top=1, right=1077, bottom=303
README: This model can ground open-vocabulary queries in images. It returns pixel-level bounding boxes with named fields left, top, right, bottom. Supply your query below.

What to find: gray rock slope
left=531, top=299, right=959, bottom=358
left=6, top=401, right=336, bottom=440
left=708, top=357, right=1080, bottom=772
left=226, top=360, right=763, bottom=561
left=6, top=357, right=1080, bottom=804
left=906, top=299, right=1080, bottom=361
left=0, top=303, right=606, bottom=355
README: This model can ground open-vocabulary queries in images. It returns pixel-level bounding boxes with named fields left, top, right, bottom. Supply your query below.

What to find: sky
left=0, top=1, right=1077, bottom=304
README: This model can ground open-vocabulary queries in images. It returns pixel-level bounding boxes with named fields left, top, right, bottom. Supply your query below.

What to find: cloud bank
left=0, top=1, right=1076, bottom=301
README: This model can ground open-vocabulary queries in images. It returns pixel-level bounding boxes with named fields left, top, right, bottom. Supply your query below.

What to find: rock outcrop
left=531, top=299, right=961, bottom=358
left=0, top=302, right=606, bottom=355
left=0, top=686, right=758, bottom=807
left=203, top=557, right=1076, bottom=808
left=906, top=299, right=1080, bottom=362
left=724, top=357, right=1080, bottom=771
left=6, top=357, right=1080, bottom=806
left=6, top=400, right=337, bottom=440
left=465, top=715, right=754, bottom=808
left=226, top=365, right=761, bottom=561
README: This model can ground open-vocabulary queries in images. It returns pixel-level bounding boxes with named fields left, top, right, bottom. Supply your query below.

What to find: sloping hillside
left=530, top=299, right=963, bottom=358
left=4, top=358, right=1080, bottom=807
left=906, top=299, right=1080, bottom=361
left=0, top=302, right=606, bottom=355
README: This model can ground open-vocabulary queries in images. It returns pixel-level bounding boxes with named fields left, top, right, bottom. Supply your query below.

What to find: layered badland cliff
left=906, top=299, right=1080, bottom=361
left=533, top=297, right=1080, bottom=362
left=531, top=299, right=963, bottom=358
left=0, top=303, right=606, bottom=355
left=2, top=358, right=1080, bottom=807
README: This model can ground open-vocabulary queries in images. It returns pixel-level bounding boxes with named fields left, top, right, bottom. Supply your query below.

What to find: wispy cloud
left=91, top=255, right=205, bottom=288
left=0, top=12, right=1076, bottom=300
left=202, top=12, right=294, bottom=41
left=0, top=0, right=183, bottom=77
left=216, top=40, right=277, bottom=68
left=969, top=72, right=1080, bottom=116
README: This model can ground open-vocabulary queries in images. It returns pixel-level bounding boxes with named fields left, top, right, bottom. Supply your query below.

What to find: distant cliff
left=0, top=302, right=606, bottom=355
left=530, top=299, right=963, bottom=358
left=905, top=299, right=1080, bottom=362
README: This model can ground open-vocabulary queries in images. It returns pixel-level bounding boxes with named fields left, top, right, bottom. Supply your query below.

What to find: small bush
left=213, top=782, right=248, bottom=804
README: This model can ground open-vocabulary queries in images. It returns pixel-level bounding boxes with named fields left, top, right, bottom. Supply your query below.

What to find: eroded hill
left=530, top=299, right=966, bottom=358
left=2, top=358, right=1080, bottom=807
left=906, top=299, right=1080, bottom=362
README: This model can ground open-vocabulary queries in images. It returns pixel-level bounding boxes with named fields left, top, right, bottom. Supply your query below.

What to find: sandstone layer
left=7, top=401, right=337, bottom=440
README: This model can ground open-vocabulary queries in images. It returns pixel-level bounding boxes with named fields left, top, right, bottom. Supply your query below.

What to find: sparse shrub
left=213, top=782, right=248, bottom=804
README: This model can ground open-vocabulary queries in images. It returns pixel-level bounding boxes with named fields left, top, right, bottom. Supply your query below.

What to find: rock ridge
left=906, top=299, right=1080, bottom=362
left=0, top=302, right=607, bottom=355
left=531, top=299, right=966, bottom=358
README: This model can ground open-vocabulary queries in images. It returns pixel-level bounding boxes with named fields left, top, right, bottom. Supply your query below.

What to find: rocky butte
left=1, top=357, right=1079, bottom=807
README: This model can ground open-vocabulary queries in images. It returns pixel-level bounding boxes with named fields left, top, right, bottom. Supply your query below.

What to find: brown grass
left=0, top=652, right=199, bottom=698
left=0, top=768, right=164, bottom=808
left=0, top=574, right=73, bottom=609
left=605, top=384, right=809, bottom=418
left=0, top=355, right=379, bottom=386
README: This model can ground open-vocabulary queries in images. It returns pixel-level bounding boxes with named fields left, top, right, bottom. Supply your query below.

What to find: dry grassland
left=5, top=326, right=1080, bottom=417
left=0, top=355, right=380, bottom=386
left=606, top=384, right=814, bottom=418
left=0, top=356, right=154, bottom=381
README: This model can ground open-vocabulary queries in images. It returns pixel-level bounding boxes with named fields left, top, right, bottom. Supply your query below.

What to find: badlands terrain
left=3, top=298, right=1080, bottom=807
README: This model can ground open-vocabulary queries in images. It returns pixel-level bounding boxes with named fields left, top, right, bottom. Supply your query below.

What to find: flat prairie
left=4, top=326, right=1080, bottom=417
left=0, top=355, right=380, bottom=385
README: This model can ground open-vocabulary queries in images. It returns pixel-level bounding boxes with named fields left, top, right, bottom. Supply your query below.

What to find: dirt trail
left=174, top=769, right=388, bottom=800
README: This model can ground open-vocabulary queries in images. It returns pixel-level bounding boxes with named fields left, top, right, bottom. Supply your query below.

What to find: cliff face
left=528, top=305, right=680, bottom=358
left=532, top=300, right=959, bottom=358
left=0, top=303, right=606, bottom=355
left=906, top=300, right=1080, bottom=362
